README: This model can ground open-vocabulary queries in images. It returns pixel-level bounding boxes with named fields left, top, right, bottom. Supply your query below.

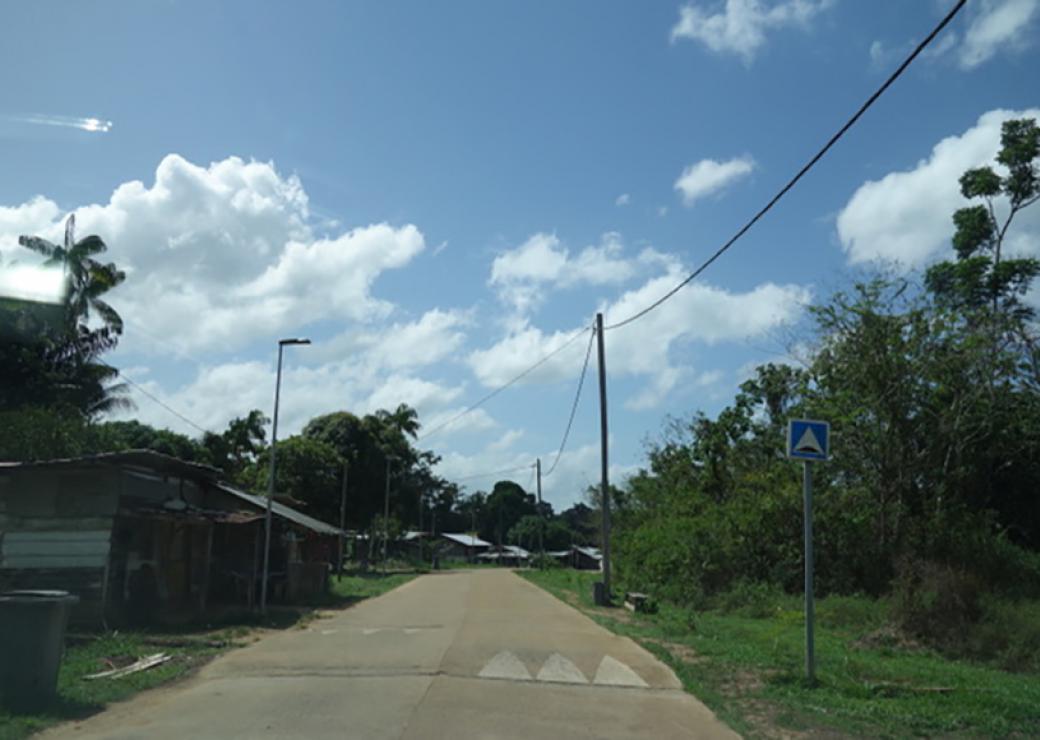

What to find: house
left=436, top=533, right=491, bottom=562
left=477, top=544, right=530, bottom=567
left=571, top=545, right=603, bottom=571
left=0, top=450, right=342, bottom=625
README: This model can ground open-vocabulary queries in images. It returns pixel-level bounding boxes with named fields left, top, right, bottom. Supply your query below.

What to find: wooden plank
left=5, top=530, right=111, bottom=543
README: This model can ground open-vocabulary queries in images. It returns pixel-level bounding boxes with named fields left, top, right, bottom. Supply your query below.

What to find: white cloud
left=615, top=193, right=631, bottom=206
left=488, top=429, right=525, bottom=452
left=472, top=258, right=810, bottom=410
left=0, top=154, right=425, bottom=355
left=837, top=107, right=1040, bottom=266
left=959, top=0, right=1039, bottom=69
left=674, top=156, right=755, bottom=206
left=670, top=0, right=832, bottom=63
left=314, top=308, right=470, bottom=371
left=489, top=232, right=641, bottom=315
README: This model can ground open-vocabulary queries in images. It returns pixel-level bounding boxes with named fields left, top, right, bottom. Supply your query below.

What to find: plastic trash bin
left=0, top=590, right=79, bottom=711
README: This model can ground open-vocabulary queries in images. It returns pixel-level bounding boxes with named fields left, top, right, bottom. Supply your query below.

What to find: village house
left=0, top=450, right=341, bottom=626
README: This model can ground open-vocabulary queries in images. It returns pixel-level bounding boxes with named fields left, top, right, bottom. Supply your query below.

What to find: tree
left=4, top=215, right=130, bottom=417
left=925, top=118, right=1040, bottom=317
left=253, top=435, right=343, bottom=524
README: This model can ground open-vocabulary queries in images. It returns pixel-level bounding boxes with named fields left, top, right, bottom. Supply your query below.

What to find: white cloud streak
left=674, top=156, right=756, bottom=205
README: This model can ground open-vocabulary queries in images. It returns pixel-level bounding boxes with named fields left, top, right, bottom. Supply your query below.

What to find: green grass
left=0, top=569, right=417, bottom=740
left=522, top=569, right=1040, bottom=739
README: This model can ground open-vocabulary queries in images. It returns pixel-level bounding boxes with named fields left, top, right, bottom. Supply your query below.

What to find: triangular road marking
left=795, top=427, right=823, bottom=455
left=536, top=653, right=587, bottom=684
left=593, top=656, right=648, bottom=687
left=478, top=651, right=533, bottom=681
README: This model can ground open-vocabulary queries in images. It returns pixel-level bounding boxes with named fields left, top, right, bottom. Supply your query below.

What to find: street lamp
left=260, top=337, right=310, bottom=614
left=383, top=454, right=397, bottom=575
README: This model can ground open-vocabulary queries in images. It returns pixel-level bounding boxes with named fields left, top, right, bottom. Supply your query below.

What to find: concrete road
left=46, top=570, right=738, bottom=739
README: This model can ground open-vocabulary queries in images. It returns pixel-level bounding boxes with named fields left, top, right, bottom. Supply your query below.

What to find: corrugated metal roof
left=502, top=545, right=530, bottom=557
left=0, top=449, right=223, bottom=480
left=217, top=484, right=341, bottom=536
left=573, top=546, right=602, bottom=560
left=440, top=532, right=492, bottom=548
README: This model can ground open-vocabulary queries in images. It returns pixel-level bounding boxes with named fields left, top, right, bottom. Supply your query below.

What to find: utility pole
left=338, top=461, right=348, bottom=577
left=535, top=458, right=544, bottom=556
left=595, top=313, right=611, bottom=600
left=383, top=456, right=392, bottom=575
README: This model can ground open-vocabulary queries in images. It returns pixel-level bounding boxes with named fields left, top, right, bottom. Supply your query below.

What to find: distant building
left=571, top=546, right=603, bottom=571
left=477, top=544, right=530, bottom=567
left=0, top=450, right=342, bottom=625
left=437, top=533, right=491, bottom=562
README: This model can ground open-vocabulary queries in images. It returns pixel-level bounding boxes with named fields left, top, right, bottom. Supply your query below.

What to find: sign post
left=786, top=418, right=829, bottom=685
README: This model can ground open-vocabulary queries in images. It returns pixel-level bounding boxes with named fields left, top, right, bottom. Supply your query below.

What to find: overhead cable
left=543, top=324, right=596, bottom=477
left=418, top=323, right=593, bottom=442
left=103, top=362, right=211, bottom=435
left=604, top=0, right=968, bottom=332
left=452, top=463, right=533, bottom=483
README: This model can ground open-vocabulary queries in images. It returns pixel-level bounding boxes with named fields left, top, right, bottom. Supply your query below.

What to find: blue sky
left=2, top=0, right=1038, bottom=509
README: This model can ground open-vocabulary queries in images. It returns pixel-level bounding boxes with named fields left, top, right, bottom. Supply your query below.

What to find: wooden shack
left=0, top=451, right=341, bottom=625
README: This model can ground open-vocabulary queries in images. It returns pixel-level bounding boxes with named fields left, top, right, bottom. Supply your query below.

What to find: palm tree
left=19, top=214, right=125, bottom=336
left=11, top=214, right=132, bottom=417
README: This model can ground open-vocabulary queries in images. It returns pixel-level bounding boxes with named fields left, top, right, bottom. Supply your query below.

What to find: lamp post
left=382, top=454, right=396, bottom=575
left=260, top=337, right=310, bottom=615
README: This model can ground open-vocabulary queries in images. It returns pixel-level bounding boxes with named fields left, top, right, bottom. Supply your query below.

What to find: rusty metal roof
left=0, top=449, right=223, bottom=480
left=216, top=484, right=341, bottom=536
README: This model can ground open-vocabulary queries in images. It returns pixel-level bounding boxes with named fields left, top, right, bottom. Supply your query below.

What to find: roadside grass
left=0, top=569, right=417, bottom=740
left=522, top=569, right=1040, bottom=739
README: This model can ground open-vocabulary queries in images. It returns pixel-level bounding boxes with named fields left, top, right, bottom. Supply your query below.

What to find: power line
left=418, top=323, right=593, bottom=442
left=544, top=323, right=596, bottom=477
left=452, top=463, right=533, bottom=483
left=604, top=0, right=968, bottom=332
left=103, top=362, right=211, bottom=435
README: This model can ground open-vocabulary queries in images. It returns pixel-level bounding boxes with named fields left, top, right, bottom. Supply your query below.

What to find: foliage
left=2, top=215, right=130, bottom=418
left=613, top=119, right=1040, bottom=638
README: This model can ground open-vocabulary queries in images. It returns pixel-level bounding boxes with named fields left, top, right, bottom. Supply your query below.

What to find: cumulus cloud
left=837, top=107, right=1040, bottom=266
left=472, top=256, right=810, bottom=410
left=670, top=0, right=832, bottom=63
left=0, top=154, right=425, bottom=354
left=959, top=0, right=1039, bottom=69
left=674, top=156, right=755, bottom=205
left=489, top=232, right=642, bottom=315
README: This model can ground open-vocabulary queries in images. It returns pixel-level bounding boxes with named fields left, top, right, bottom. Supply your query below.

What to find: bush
left=530, top=554, right=561, bottom=570
left=890, top=558, right=984, bottom=649
left=709, top=579, right=791, bottom=618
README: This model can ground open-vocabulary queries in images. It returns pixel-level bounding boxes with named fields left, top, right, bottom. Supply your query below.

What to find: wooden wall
left=0, top=466, right=121, bottom=624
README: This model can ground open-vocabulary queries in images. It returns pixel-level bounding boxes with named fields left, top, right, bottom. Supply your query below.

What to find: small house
left=0, top=450, right=341, bottom=625
left=436, top=533, right=491, bottom=562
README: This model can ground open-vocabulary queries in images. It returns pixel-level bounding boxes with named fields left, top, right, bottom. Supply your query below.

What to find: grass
left=0, top=568, right=417, bottom=740
left=522, top=569, right=1040, bottom=739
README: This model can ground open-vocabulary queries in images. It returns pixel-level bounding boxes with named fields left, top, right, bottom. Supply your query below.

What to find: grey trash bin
left=0, top=590, right=79, bottom=711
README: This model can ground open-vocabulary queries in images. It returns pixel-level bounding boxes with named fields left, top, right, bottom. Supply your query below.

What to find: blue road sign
left=787, top=419, right=829, bottom=461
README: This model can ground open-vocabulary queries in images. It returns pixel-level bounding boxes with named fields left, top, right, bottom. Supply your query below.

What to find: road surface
left=45, top=570, right=738, bottom=739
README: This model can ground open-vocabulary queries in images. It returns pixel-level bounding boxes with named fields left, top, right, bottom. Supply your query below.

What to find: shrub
left=890, top=558, right=984, bottom=649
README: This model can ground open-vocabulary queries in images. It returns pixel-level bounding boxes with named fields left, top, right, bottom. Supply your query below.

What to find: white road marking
left=403, top=628, right=422, bottom=634
left=320, top=629, right=338, bottom=635
left=362, top=628, right=383, bottom=635
left=536, top=653, right=587, bottom=684
left=593, top=655, right=649, bottom=688
left=478, top=651, right=533, bottom=681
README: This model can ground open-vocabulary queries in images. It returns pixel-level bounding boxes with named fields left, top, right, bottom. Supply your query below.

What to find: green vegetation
left=0, top=571, right=415, bottom=740
left=523, top=569, right=1040, bottom=738
left=611, top=119, right=1040, bottom=669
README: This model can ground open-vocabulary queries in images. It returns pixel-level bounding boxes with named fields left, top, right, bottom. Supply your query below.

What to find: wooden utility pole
left=596, top=313, right=611, bottom=599
left=338, top=461, right=348, bottom=577
left=535, top=458, right=544, bottom=555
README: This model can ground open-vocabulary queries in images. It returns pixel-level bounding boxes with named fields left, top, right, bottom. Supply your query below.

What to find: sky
left=1, top=0, right=1038, bottom=511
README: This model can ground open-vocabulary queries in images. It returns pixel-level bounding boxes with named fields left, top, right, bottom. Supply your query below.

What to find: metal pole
left=338, top=461, right=348, bottom=577
left=536, top=458, right=544, bottom=556
left=260, top=343, right=284, bottom=615
left=595, top=313, right=612, bottom=599
left=803, top=460, right=816, bottom=684
left=383, top=456, right=391, bottom=575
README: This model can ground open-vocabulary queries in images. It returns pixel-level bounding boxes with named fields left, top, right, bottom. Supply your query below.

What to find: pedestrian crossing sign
left=787, top=419, right=829, bottom=461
